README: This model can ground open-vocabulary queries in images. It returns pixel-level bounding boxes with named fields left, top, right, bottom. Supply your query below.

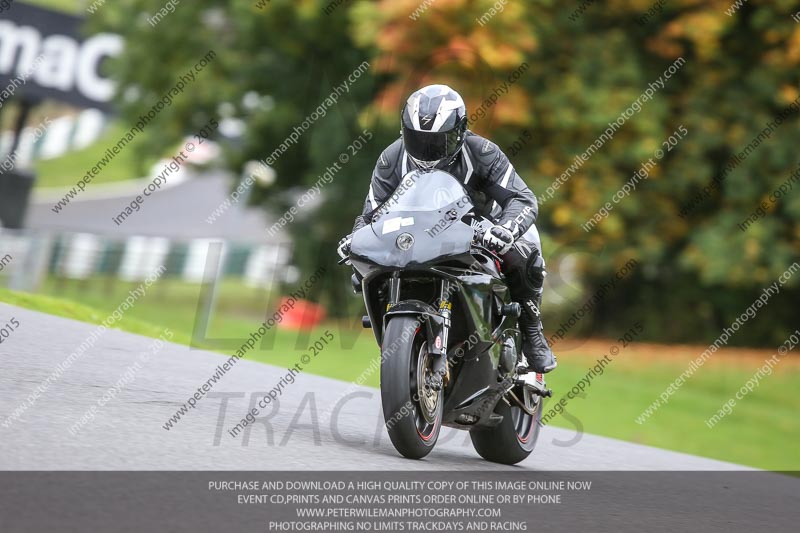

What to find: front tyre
left=470, top=389, right=542, bottom=465
left=380, top=316, right=442, bottom=459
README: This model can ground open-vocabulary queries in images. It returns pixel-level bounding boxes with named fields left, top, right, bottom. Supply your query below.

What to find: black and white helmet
left=401, top=84, right=468, bottom=170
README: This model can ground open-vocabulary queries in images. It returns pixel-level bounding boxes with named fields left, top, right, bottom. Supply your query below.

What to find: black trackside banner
left=0, top=2, right=123, bottom=110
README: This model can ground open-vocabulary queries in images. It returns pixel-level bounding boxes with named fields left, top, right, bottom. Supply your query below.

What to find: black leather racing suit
left=352, top=131, right=546, bottom=303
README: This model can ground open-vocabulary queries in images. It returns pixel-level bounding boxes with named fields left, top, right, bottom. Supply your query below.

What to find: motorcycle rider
left=338, top=84, right=557, bottom=374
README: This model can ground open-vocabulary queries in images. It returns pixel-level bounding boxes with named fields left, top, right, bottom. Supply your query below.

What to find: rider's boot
left=516, top=290, right=557, bottom=374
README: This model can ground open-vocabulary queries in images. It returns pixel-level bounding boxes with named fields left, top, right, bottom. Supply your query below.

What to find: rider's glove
left=337, top=234, right=352, bottom=263
left=482, top=223, right=516, bottom=255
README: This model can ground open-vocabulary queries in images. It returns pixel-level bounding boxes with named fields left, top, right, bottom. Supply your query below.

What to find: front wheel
left=470, top=388, right=542, bottom=465
left=380, top=316, right=443, bottom=459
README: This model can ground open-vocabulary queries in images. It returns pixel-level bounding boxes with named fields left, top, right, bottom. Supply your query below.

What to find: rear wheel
left=470, top=387, right=542, bottom=465
left=380, top=316, right=443, bottom=459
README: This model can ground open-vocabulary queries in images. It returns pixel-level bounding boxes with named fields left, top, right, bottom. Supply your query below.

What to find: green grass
left=0, top=286, right=189, bottom=343
left=33, top=124, right=145, bottom=189
left=2, top=280, right=798, bottom=471
left=35, top=277, right=375, bottom=383
left=542, top=356, right=800, bottom=471
left=20, top=0, right=82, bottom=15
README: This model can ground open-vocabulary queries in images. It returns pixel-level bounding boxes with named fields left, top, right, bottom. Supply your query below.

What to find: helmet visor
left=402, top=127, right=462, bottom=163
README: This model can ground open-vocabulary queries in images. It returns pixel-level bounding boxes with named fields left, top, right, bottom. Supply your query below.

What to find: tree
left=350, top=0, right=799, bottom=344
left=93, top=0, right=389, bottom=313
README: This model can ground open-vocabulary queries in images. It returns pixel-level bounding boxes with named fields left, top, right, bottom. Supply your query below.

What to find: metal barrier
left=0, top=229, right=292, bottom=292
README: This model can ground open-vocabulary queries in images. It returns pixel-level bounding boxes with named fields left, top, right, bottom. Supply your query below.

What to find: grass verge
left=33, top=124, right=145, bottom=189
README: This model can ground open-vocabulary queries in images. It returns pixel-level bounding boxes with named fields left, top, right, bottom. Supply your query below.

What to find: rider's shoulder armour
left=376, top=138, right=405, bottom=180
left=463, top=132, right=503, bottom=173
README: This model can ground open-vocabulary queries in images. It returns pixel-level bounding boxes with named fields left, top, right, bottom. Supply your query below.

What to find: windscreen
left=353, top=169, right=477, bottom=269
left=378, top=170, right=470, bottom=213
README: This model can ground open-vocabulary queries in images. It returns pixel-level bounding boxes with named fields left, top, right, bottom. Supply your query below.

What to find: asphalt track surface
left=26, top=172, right=274, bottom=243
left=0, top=304, right=752, bottom=471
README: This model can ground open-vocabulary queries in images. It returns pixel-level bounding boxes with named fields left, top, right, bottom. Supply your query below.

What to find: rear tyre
left=470, top=389, right=542, bottom=465
left=380, top=316, right=443, bottom=459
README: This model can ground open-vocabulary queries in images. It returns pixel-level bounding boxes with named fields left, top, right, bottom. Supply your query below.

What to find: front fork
left=387, top=274, right=451, bottom=389
left=432, top=279, right=452, bottom=382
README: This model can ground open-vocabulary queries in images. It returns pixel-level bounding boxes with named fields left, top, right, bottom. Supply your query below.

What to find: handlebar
left=470, top=242, right=504, bottom=264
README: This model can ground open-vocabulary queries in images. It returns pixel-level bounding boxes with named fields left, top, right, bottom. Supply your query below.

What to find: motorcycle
left=341, top=169, right=552, bottom=465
